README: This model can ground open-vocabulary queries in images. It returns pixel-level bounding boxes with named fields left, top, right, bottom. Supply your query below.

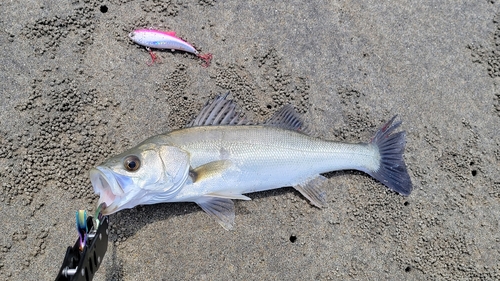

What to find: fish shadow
left=108, top=187, right=306, bottom=238
left=107, top=201, right=201, bottom=240
left=108, top=170, right=368, bottom=239
left=105, top=242, right=125, bottom=281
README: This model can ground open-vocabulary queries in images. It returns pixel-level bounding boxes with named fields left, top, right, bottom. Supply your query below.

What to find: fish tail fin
left=367, top=116, right=413, bottom=196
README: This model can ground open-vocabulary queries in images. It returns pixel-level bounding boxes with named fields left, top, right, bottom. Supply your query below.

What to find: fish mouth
left=90, top=167, right=125, bottom=215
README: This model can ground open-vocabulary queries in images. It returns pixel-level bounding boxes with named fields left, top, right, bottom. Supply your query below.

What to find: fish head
left=90, top=142, right=191, bottom=215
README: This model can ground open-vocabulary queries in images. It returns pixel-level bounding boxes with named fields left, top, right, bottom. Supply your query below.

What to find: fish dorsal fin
left=187, top=93, right=252, bottom=127
left=265, top=104, right=308, bottom=132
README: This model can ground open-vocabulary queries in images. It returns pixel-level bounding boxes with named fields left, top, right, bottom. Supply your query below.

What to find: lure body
left=129, top=29, right=199, bottom=54
left=128, top=29, right=212, bottom=66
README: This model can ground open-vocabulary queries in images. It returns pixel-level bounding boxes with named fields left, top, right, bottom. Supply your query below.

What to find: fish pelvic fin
left=368, top=116, right=413, bottom=196
left=195, top=196, right=235, bottom=230
left=294, top=175, right=328, bottom=208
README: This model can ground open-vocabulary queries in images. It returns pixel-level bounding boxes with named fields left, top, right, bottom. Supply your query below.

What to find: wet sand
left=1, top=1, right=499, bottom=280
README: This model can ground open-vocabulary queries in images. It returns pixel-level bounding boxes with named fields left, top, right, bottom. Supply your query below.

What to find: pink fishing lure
left=128, top=29, right=212, bottom=67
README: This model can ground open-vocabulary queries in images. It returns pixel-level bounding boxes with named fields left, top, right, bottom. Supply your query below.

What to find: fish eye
left=123, top=155, right=141, bottom=172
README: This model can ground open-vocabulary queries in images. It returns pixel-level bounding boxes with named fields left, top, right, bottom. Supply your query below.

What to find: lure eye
left=123, top=155, right=141, bottom=172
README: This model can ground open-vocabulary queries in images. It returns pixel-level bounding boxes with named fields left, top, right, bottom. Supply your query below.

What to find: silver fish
left=90, top=94, right=412, bottom=229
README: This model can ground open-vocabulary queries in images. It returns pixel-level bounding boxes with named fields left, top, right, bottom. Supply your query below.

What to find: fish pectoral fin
left=195, top=196, right=235, bottom=230
left=206, top=192, right=251, bottom=201
left=190, top=160, right=234, bottom=183
left=294, top=175, right=328, bottom=208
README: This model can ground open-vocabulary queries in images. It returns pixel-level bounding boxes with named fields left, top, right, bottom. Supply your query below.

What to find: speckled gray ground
left=1, top=0, right=499, bottom=280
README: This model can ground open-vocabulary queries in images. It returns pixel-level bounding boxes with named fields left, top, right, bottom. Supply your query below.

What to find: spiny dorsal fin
left=265, top=104, right=308, bottom=132
left=187, top=93, right=252, bottom=127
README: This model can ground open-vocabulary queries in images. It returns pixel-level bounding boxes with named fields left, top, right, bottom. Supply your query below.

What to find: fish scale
left=171, top=126, right=378, bottom=177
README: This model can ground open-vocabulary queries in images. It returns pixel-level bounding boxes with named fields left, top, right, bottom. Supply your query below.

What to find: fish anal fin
left=294, top=175, right=328, bottom=208
left=190, top=160, right=233, bottom=183
left=187, top=93, right=252, bottom=127
left=195, top=197, right=235, bottom=230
